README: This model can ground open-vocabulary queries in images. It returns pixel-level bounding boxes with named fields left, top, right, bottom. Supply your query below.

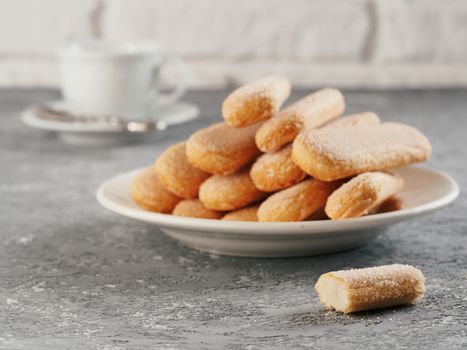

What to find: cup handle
left=152, top=55, right=189, bottom=106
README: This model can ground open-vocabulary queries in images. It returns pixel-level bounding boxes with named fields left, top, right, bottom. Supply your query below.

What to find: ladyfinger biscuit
left=222, top=205, right=259, bottom=222
left=222, top=76, right=291, bottom=127
left=323, top=111, right=380, bottom=128
left=315, top=264, right=425, bottom=314
left=186, top=122, right=261, bottom=175
left=255, top=88, right=345, bottom=153
left=325, top=172, right=404, bottom=220
left=250, top=112, right=379, bottom=193
left=199, top=167, right=266, bottom=211
left=292, top=122, right=432, bottom=181
left=130, top=167, right=181, bottom=213
left=172, top=199, right=222, bottom=220
left=257, top=178, right=340, bottom=222
left=154, top=142, right=210, bottom=198
left=250, top=145, right=306, bottom=192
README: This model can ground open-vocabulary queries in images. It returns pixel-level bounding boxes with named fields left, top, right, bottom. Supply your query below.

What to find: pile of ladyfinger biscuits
left=131, top=76, right=432, bottom=222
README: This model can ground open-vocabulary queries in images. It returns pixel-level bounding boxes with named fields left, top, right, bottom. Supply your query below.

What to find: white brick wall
left=0, top=0, right=97, bottom=55
left=102, top=0, right=370, bottom=61
left=372, top=0, right=467, bottom=62
left=0, top=0, right=466, bottom=88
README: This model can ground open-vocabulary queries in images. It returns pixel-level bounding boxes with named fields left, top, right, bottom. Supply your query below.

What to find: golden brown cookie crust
left=325, top=172, right=404, bottom=220
left=186, top=122, right=261, bottom=175
left=222, top=76, right=291, bottom=127
left=199, top=167, right=266, bottom=211
left=256, top=88, right=345, bottom=153
left=257, top=178, right=340, bottom=222
left=154, top=142, right=210, bottom=198
left=131, top=167, right=181, bottom=213
left=222, top=205, right=260, bottom=222
left=250, top=145, right=306, bottom=192
left=172, top=199, right=222, bottom=219
left=292, top=122, right=432, bottom=181
left=315, top=264, right=425, bottom=313
left=323, top=111, right=380, bottom=128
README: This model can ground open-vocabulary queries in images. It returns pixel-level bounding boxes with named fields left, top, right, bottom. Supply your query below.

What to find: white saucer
left=21, top=100, right=199, bottom=146
left=96, top=166, right=459, bottom=258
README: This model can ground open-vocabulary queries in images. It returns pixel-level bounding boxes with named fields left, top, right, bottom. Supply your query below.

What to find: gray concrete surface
left=0, top=89, right=466, bottom=349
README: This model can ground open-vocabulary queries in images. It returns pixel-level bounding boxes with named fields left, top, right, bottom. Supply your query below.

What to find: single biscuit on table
left=199, top=167, right=266, bottom=211
left=292, top=122, right=432, bottom=181
left=131, top=167, right=181, bottom=213
left=323, top=111, right=380, bottom=128
left=250, top=144, right=306, bottom=192
left=186, top=122, right=261, bottom=175
left=315, top=264, right=425, bottom=314
left=222, top=76, right=291, bottom=127
left=325, top=172, right=404, bottom=220
left=172, top=199, right=222, bottom=219
left=154, top=142, right=210, bottom=198
left=222, top=205, right=259, bottom=222
left=255, top=88, right=345, bottom=153
left=257, top=178, right=340, bottom=222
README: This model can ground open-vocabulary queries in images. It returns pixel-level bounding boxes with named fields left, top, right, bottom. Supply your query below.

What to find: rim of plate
left=96, top=166, right=459, bottom=235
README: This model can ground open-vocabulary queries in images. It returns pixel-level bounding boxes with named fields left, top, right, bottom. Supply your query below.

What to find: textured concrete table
left=1, top=89, right=466, bottom=349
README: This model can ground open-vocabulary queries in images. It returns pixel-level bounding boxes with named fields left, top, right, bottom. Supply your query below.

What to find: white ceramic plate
left=96, top=166, right=459, bottom=257
left=21, top=100, right=199, bottom=146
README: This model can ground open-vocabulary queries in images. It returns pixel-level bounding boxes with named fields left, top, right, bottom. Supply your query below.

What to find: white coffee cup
left=58, top=40, right=189, bottom=119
